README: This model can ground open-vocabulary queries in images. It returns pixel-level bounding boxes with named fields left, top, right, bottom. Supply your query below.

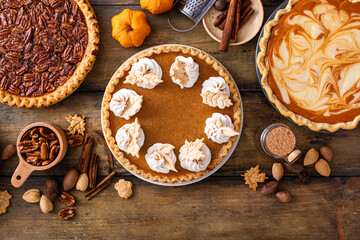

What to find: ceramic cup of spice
left=11, top=122, right=68, bottom=188
left=259, top=123, right=301, bottom=164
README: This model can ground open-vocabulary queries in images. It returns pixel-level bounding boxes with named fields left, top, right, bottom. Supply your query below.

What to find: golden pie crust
left=257, top=0, right=360, bottom=132
left=0, top=0, right=99, bottom=108
left=102, top=45, right=242, bottom=184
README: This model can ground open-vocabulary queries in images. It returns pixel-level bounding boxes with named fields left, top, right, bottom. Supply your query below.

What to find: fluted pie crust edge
left=101, top=45, right=242, bottom=184
left=0, top=0, right=100, bottom=108
left=256, top=0, right=360, bottom=132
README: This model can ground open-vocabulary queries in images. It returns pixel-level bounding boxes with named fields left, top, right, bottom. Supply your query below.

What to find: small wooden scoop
left=11, top=122, right=68, bottom=188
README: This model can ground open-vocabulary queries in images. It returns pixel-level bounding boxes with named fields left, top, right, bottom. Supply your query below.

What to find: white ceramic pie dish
left=101, top=44, right=244, bottom=186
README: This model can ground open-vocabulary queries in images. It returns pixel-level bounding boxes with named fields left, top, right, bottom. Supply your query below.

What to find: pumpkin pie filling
left=265, top=0, right=360, bottom=124
left=102, top=46, right=242, bottom=183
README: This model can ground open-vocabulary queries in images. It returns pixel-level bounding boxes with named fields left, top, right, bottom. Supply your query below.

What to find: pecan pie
left=257, top=0, right=360, bottom=132
left=102, top=45, right=242, bottom=184
left=0, top=0, right=99, bottom=108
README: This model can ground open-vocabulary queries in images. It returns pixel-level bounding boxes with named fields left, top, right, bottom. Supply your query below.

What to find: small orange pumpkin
left=111, top=9, right=151, bottom=48
left=140, top=0, right=173, bottom=15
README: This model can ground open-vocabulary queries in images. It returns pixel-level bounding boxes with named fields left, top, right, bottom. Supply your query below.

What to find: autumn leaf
left=201, top=91, right=233, bottom=109
left=156, top=144, right=177, bottom=172
left=65, top=114, right=86, bottom=136
left=124, top=70, right=163, bottom=88
left=180, top=138, right=205, bottom=162
left=120, top=95, right=143, bottom=120
left=0, top=190, right=12, bottom=215
left=241, top=165, right=268, bottom=191
left=127, top=118, right=141, bottom=158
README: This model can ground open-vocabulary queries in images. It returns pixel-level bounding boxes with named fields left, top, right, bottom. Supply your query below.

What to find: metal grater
left=168, top=0, right=217, bottom=32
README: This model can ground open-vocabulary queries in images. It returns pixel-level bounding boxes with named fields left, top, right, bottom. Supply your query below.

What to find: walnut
left=114, top=179, right=133, bottom=199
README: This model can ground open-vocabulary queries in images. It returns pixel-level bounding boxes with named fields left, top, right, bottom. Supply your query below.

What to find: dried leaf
left=201, top=91, right=232, bottom=109
left=114, top=179, right=133, bottom=199
left=170, top=60, right=189, bottom=89
left=156, top=144, right=177, bottom=172
left=65, top=114, right=86, bottom=136
left=0, top=190, right=12, bottom=215
left=127, top=118, right=141, bottom=158
left=180, top=138, right=205, bottom=162
left=214, top=116, right=239, bottom=137
left=120, top=95, right=143, bottom=120
left=241, top=165, right=268, bottom=191
left=124, top=70, right=163, bottom=88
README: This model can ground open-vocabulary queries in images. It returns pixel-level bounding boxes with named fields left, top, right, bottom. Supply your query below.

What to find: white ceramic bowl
left=202, top=0, right=264, bottom=45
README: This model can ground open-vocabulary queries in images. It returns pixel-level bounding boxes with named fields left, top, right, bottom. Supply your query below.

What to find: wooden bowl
left=11, top=122, right=68, bottom=187
left=202, top=0, right=264, bottom=45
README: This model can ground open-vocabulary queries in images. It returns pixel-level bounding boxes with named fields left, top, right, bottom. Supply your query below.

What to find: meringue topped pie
left=257, top=0, right=360, bottom=131
left=102, top=45, right=242, bottom=184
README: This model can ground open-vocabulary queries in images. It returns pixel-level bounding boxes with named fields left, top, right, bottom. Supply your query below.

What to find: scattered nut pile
left=254, top=145, right=334, bottom=203
left=18, top=127, right=60, bottom=166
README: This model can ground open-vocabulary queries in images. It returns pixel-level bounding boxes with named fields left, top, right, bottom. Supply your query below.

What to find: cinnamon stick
left=241, top=0, right=251, bottom=11
left=214, top=9, right=228, bottom=27
left=232, top=0, right=242, bottom=41
left=88, top=153, right=99, bottom=189
left=94, top=130, right=115, bottom=172
left=78, top=134, right=94, bottom=174
left=239, top=8, right=254, bottom=28
left=219, top=0, right=238, bottom=52
left=219, top=19, right=226, bottom=30
left=84, top=171, right=115, bottom=200
left=241, top=5, right=252, bottom=20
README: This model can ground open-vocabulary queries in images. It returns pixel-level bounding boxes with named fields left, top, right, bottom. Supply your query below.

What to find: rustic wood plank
left=0, top=176, right=358, bottom=239
left=1, top=92, right=360, bottom=177
left=88, top=0, right=283, bottom=6
left=78, top=5, right=277, bottom=92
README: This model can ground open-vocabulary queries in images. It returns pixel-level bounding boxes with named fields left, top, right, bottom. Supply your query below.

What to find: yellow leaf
left=65, top=114, right=86, bottom=136
left=241, top=165, right=268, bottom=191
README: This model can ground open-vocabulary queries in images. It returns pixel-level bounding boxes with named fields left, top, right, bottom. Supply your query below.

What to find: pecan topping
left=0, top=0, right=88, bottom=97
left=59, top=192, right=75, bottom=206
left=68, top=134, right=84, bottom=147
left=58, top=208, right=75, bottom=220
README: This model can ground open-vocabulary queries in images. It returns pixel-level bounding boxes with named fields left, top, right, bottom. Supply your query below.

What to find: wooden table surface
left=1, top=0, right=359, bottom=239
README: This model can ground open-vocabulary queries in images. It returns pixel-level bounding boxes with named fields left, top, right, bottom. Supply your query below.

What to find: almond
left=272, top=163, right=284, bottom=181
left=320, top=145, right=334, bottom=162
left=39, top=195, right=53, bottom=214
left=76, top=173, right=89, bottom=192
left=22, top=189, right=41, bottom=203
left=304, top=148, right=319, bottom=166
left=315, top=158, right=331, bottom=177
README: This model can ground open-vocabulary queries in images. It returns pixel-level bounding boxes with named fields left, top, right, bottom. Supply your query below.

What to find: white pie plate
left=101, top=44, right=244, bottom=186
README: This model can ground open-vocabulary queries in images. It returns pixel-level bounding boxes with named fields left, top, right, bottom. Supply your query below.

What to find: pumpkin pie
left=102, top=45, right=242, bottom=184
left=0, top=0, right=99, bottom=108
left=257, top=0, right=360, bottom=131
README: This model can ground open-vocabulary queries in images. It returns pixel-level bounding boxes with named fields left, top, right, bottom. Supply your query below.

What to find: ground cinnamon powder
left=266, top=127, right=296, bottom=156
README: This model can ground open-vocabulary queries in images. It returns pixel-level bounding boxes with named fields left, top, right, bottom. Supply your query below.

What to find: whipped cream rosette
left=115, top=118, right=145, bottom=158
left=124, top=58, right=163, bottom=89
left=110, top=89, right=143, bottom=120
left=145, top=143, right=177, bottom=173
left=179, top=138, right=211, bottom=172
left=201, top=77, right=233, bottom=109
left=170, top=56, right=200, bottom=89
left=205, top=113, right=239, bottom=144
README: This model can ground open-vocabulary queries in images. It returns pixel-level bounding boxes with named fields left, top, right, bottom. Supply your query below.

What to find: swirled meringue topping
left=115, top=118, right=145, bottom=158
left=170, top=56, right=200, bottom=89
left=266, top=0, right=360, bottom=123
left=205, top=113, right=239, bottom=144
left=145, top=143, right=177, bottom=173
left=124, top=58, right=163, bottom=89
left=179, top=138, right=211, bottom=172
left=110, top=89, right=143, bottom=120
left=201, top=77, right=232, bottom=109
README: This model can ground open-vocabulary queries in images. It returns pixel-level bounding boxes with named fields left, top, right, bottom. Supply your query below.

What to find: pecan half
left=49, top=139, right=59, bottom=148
left=59, top=192, right=75, bottom=206
left=49, top=145, right=60, bottom=161
left=40, top=142, right=49, bottom=160
left=26, top=156, right=38, bottom=164
left=58, top=208, right=75, bottom=220
left=68, top=134, right=84, bottom=147
left=39, top=127, right=56, bottom=140
left=30, top=127, right=40, bottom=139
left=18, top=140, right=39, bottom=153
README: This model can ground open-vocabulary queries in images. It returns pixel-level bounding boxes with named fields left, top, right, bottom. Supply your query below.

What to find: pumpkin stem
left=126, top=26, right=132, bottom=32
